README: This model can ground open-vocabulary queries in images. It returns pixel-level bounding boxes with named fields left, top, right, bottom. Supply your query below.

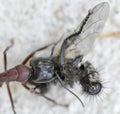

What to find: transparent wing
left=59, top=2, right=109, bottom=64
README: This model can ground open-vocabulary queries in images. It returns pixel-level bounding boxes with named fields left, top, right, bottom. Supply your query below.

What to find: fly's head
left=29, top=58, right=58, bottom=84
left=79, top=61, right=102, bottom=95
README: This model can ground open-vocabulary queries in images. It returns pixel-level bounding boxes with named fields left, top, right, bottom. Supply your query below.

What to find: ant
left=0, top=2, right=109, bottom=114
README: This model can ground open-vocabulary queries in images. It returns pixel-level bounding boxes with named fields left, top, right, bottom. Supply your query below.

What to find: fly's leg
left=50, top=37, right=62, bottom=57
left=3, top=39, right=16, bottom=114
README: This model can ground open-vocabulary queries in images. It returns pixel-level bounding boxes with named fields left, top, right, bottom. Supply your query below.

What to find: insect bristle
left=81, top=75, right=109, bottom=105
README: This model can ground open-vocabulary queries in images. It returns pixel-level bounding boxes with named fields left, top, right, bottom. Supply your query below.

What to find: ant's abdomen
left=0, top=65, right=31, bottom=83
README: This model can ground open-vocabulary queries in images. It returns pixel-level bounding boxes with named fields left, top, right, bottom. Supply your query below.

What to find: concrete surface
left=0, top=0, right=120, bottom=114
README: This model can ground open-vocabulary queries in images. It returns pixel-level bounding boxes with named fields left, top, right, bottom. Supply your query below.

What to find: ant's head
left=29, top=58, right=57, bottom=83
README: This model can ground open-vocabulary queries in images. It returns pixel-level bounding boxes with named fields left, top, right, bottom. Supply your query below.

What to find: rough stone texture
left=0, top=0, right=120, bottom=114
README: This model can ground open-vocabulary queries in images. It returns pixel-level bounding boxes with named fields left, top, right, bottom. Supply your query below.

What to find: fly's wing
left=59, top=2, right=109, bottom=65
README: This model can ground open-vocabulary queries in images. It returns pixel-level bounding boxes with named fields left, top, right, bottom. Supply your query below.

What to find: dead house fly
left=0, top=2, right=109, bottom=114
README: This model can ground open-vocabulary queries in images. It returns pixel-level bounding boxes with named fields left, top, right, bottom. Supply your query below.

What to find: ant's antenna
left=3, top=39, right=16, bottom=114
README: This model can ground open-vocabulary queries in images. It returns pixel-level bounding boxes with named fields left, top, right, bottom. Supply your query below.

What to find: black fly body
left=27, top=2, right=109, bottom=106
left=0, top=2, right=110, bottom=114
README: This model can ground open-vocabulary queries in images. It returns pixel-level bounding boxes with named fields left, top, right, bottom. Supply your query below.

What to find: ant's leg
left=22, top=43, right=53, bottom=65
left=22, top=40, right=60, bottom=65
left=3, top=40, right=16, bottom=114
left=22, top=37, right=63, bottom=65
left=22, top=84, right=68, bottom=107
left=41, top=95, right=68, bottom=107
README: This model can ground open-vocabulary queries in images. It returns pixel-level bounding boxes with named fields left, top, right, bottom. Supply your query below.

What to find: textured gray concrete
left=0, top=0, right=120, bottom=114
